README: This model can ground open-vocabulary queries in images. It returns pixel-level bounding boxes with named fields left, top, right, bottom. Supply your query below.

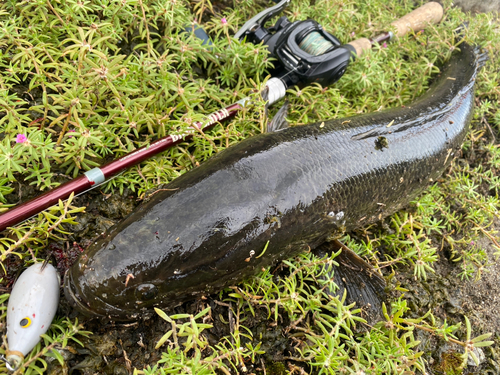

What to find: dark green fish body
left=65, top=43, right=482, bottom=320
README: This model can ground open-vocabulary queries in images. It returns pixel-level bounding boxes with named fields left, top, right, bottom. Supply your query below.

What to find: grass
left=0, top=0, right=499, bottom=373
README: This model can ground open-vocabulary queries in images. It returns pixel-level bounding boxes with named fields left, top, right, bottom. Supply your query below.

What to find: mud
left=390, top=220, right=500, bottom=374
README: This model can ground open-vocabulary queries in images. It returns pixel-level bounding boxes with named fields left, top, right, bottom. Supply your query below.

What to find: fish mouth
left=64, top=270, right=136, bottom=320
left=63, top=270, right=106, bottom=318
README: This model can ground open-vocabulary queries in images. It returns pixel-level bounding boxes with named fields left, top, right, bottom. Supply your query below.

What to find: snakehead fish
left=64, top=42, right=484, bottom=320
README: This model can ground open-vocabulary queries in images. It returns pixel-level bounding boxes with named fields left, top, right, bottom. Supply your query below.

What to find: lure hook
left=0, top=354, right=18, bottom=372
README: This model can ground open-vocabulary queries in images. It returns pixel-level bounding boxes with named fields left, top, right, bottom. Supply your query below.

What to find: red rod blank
left=0, top=103, right=241, bottom=232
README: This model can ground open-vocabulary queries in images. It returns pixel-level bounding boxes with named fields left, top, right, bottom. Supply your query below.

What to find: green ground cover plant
left=0, top=0, right=499, bottom=373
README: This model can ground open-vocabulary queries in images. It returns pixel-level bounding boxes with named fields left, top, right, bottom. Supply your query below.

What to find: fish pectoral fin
left=267, top=100, right=290, bottom=133
left=314, top=239, right=386, bottom=327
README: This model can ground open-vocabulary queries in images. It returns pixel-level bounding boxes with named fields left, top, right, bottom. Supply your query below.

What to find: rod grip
left=391, top=1, right=443, bottom=38
left=347, top=38, right=372, bottom=57
left=347, top=2, right=443, bottom=57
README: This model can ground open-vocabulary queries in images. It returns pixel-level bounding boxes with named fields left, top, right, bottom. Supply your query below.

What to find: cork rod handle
left=348, top=38, right=372, bottom=57
left=391, top=1, right=443, bottom=38
left=348, top=1, right=444, bottom=57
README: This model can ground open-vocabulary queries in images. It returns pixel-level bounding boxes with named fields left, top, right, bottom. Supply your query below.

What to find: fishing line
left=275, top=64, right=298, bottom=82
left=298, top=32, right=336, bottom=55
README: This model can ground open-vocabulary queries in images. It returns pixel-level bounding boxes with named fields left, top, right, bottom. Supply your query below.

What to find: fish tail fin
left=454, top=22, right=489, bottom=70
left=475, top=46, right=489, bottom=70
left=315, top=239, right=386, bottom=326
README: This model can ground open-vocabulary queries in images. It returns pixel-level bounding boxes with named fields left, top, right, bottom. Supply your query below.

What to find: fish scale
left=65, top=42, right=481, bottom=320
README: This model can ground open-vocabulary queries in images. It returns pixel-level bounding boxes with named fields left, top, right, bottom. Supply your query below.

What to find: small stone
left=467, top=347, right=485, bottom=366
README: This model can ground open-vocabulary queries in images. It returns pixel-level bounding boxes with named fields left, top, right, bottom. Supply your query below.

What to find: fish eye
left=20, top=317, right=32, bottom=328
left=135, top=283, right=158, bottom=301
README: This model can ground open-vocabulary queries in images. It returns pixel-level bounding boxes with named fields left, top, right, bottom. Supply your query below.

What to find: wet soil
left=392, top=222, right=500, bottom=374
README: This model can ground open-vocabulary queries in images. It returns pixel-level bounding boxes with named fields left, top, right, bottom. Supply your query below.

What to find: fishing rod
left=0, top=1, right=443, bottom=232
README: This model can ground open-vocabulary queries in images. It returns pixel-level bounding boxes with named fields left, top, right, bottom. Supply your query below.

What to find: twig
left=0, top=226, right=36, bottom=263
left=46, top=0, right=65, bottom=25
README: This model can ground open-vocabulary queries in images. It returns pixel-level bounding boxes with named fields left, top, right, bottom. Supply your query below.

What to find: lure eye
left=20, top=317, right=32, bottom=328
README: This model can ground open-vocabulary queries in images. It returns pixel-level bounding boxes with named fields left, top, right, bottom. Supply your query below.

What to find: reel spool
left=237, top=6, right=354, bottom=88
left=299, top=32, right=336, bottom=56
left=265, top=18, right=354, bottom=87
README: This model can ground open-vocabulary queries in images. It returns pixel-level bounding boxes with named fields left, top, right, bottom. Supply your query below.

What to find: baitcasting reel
left=235, top=0, right=355, bottom=88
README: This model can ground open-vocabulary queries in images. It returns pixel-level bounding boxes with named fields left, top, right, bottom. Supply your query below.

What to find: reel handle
left=348, top=1, right=444, bottom=57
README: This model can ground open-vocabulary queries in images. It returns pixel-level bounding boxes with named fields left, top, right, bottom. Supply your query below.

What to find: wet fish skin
left=64, top=42, right=481, bottom=320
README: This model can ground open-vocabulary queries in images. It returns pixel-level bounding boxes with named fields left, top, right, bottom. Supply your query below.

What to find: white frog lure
left=3, top=263, right=60, bottom=371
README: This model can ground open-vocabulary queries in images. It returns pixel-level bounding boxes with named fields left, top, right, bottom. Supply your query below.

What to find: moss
left=266, top=361, right=288, bottom=375
left=434, top=351, right=464, bottom=375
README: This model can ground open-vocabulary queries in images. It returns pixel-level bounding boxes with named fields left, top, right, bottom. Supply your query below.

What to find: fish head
left=6, top=263, right=60, bottom=370
left=63, top=184, right=261, bottom=320
left=63, top=266, right=158, bottom=321
left=63, top=225, right=168, bottom=320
